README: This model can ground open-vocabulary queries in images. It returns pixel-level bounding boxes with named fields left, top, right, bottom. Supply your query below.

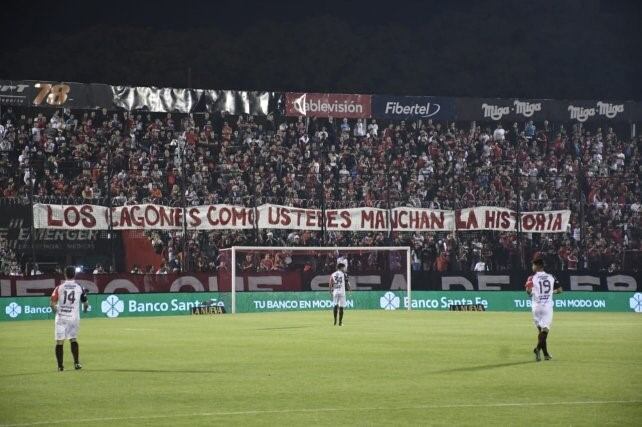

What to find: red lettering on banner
left=389, top=210, right=445, bottom=230
left=208, top=206, right=219, bottom=225
left=107, top=207, right=120, bottom=227
left=64, top=206, right=80, bottom=227
left=232, top=208, right=246, bottom=226
left=174, top=209, right=183, bottom=227
left=160, top=206, right=173, bottom=226
left=280, top=207, right=291, bottom=226
left=485, top=210, right=496, bottom=229
left=389, top=212, right=396, bottom=228
left=416, top=212, right=425, bottom=229
left=456, top=210, right=478, bottom=230
left=535, top=213, right=546, bottom=230
left=409, top=211, right=420, bottom=229
left=398, top=211, right=408, bottom=228
left=467, top=211, right=478, bottom=229
left=361, top=210, right=374, bottom=228
left=288, top=209, right=300, bottom=226
left=303, top=209, right=311, bottom=226
left=145, top=205, right=159, bottom=226
left=419, top=212, right=429, bottom=229
left=287, top=208, right=296, bottom=226
left=119, top=207, right=130, bottom=227
left=430, top=212, right=444, bottom=230
left=326, top=210, right=338, bottom=228
left=220, top=207, right=231, bottom=225
left=340, top=211, right=351, bottom=228
left=482, top=209, right=514, bottom=230
left=47, top=206, right=63, bottom=227
left=522, top=214, right=535, bottom=230
left=189, top=208, right=201, bottom=227
left=455, top=210, right=465, bottom=229
left=80, top=205, right=96, bottom=228
left=291, top=209, right=303, bottom=226
left=375, top=211, right=386, bottom=229
left=34, top=203, right=568, bottom=233
left=500, top=211, right=512, bottom=229
left=117, top=207, right=129, bottom=227
left=268, top=206, right=279, bottom=225
left=131, top=206, right=144, bottom=227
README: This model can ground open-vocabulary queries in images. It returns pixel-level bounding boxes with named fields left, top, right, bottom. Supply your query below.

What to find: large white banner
left=33, top=203, right=570, bottom=233
left=455, top=206, right=571, bottom=233
left=255, top=205, right=454, bottom=231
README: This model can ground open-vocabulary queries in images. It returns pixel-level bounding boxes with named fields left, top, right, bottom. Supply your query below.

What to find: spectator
left=30, top=264, right=43, bottom=275
left=524, top=120, right=536, bottom=140
left=473, top=258, right=488, bottom=272
left=156, top=263, right=169, bottom=274
left=434, top=251, right=449, bottom=272
left=493, top=124, right=505, bottom=142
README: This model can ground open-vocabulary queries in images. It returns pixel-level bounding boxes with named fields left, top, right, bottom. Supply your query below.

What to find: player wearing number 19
left=50, top=266, right=88, bottom=371
left=525, top=258, right=562, bottom=362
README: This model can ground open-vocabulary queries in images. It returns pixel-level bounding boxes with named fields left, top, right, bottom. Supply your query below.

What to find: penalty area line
left=2, top=400, right=641, bottom=426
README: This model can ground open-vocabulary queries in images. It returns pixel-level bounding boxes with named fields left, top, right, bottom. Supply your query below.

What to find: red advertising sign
left=285, top=92, right=372, bottom=118
left=0, top=272, right=303, bottom=296
left=0, top=271, right=408, bottom=296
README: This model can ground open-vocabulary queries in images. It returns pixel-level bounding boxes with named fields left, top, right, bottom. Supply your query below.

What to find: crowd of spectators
left=0, top=235, right=21, bottom=275
left=0, top=105, right=640, bottom=274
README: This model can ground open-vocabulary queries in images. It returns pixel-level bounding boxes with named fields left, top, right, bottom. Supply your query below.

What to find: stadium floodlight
left=219, top=246, right=412, bottom=314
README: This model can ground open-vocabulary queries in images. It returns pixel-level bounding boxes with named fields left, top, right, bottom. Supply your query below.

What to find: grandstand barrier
left=1, top=290, right=640, bottom=321
left=1, top=272, right=639, bottom=297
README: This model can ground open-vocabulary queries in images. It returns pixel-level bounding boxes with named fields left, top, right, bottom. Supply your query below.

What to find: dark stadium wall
left=121, top=231, right=164, bottom=273
left=1, top=1, right=640, bottom=99
left=0, top=271, right=639, bottom=296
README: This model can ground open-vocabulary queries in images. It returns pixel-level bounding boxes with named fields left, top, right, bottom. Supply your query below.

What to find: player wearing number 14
left=50, top=266, right=89, bottom=371
left=525, top=258, right=562, bottom=362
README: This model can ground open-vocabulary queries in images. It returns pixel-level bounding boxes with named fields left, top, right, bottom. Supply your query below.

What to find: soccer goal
left=217, top=246, right=412, bottom=313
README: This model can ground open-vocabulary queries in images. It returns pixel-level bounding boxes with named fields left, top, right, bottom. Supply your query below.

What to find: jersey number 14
left=62, top=290, right=76, bottom=305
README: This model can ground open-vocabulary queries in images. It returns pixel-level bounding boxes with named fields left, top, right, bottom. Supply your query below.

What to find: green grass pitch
left=0, top=311, right=641, bottom=426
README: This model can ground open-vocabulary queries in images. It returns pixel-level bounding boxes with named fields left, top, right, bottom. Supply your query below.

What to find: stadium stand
left=0, top=106, right=640, bottom=274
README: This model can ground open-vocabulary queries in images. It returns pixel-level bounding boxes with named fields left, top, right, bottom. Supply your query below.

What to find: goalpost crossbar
left=224, top=246, right=412, bottom=314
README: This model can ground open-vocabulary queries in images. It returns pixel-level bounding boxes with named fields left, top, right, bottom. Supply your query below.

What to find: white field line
left=1, top=400, right=640, bottom=426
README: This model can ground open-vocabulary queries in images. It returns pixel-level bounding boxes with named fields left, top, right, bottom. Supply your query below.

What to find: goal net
left=217, top=246, right=411, bottom=313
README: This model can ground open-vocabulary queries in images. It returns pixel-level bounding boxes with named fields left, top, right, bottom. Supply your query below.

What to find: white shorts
left=55, top=320, right=79, bottom=341
left=332, top=291, right=347, bottom=308
left=532, top=305, right=553, bottom=330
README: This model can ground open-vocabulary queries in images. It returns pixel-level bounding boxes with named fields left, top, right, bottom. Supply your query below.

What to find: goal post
left=220, top=246, right=412, bottom=314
